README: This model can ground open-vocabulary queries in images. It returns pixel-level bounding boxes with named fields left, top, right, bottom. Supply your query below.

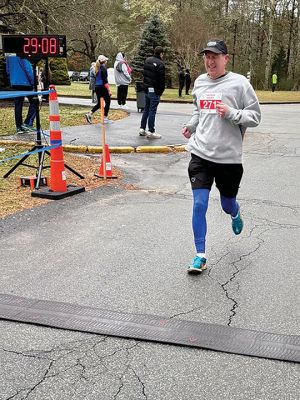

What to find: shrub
left=49, top=58, right=70, bottom=85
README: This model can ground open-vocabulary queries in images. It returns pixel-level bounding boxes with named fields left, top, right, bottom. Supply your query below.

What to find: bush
left=49, top=58, right=70, bottom=85
left=279, top=77, right=298, bottom=91
left=0, top=53, right=10, bottom=89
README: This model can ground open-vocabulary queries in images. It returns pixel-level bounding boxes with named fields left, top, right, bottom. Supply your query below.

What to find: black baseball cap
left=200, top=40, right=228, bottom=55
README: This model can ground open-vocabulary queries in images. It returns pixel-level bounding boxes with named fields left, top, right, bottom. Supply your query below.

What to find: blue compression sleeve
left=192, top=188, right=210, bottom=253
left=220, top=195, right=239, bottom=217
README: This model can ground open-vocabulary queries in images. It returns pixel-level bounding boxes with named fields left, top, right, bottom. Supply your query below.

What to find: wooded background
left=0, top=0, right=299, bottom=89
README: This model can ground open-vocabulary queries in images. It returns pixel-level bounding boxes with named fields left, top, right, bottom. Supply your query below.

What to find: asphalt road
left=0, top=102, right=299, bottom=399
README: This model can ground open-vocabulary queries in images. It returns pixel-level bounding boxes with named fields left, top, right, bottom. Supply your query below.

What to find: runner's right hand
left=182, top=127, right=191, bottom=139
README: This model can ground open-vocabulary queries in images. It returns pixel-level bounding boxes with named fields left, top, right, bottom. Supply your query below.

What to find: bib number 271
left=200, top=100, right=221, bottom=110
left=200, top=93, right=222, bottom=114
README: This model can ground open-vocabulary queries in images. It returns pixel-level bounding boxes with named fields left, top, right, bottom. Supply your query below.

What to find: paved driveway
left=0, top=102, right=299, bottom=399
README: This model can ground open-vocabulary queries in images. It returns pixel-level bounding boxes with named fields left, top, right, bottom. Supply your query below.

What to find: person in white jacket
left=114, top=52, right=132, bottom=109
left=182, top=39, right=261, bottom=274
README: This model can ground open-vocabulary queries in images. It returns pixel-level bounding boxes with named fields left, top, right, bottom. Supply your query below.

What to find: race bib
left=200, top=93, right=222, bottom=114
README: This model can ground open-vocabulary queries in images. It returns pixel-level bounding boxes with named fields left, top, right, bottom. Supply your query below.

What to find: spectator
left=178, top=66, right=185, bottom=97
left=185, top=69, right=191, bottom=95
left=139, top=46, right=165, bottom=139
left=114, top=52, right=132, bottom=110
left=6, top=55, right=36, bottom=134
left=89, top=62, right=96, bottom=103
left=272, top=72, right=278, bottom=92
left=85, top=55, right=112, bottom=124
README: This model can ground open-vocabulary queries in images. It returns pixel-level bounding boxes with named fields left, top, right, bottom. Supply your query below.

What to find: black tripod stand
left=3, top=58, right=84, bottom=188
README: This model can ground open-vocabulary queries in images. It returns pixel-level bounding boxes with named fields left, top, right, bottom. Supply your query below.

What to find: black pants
left=14, top=96, right=36, bottom=129
left=186, top=82, right=191, bottom=95
left=117, top=85, right=128, bottom=105
left=179, top=82, right=185, bottom=97
left=91, top=86, right=111, bottom=116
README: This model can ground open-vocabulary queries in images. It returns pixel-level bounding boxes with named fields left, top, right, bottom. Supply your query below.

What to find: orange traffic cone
left=32, top=85, right=85, bottom=199
left=95, top=144, right=117, bottom=179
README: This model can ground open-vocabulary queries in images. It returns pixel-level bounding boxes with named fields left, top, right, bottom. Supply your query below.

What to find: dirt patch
left=0, top=148, right=123, bottom=219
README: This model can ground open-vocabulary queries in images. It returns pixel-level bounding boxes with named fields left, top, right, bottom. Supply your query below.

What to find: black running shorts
left=188, top=153, right=243, bottom=198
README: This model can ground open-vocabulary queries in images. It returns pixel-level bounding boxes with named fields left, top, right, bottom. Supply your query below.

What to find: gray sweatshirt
left=114, top=52, right=132, bottom=86
left=186, top=71, right=261, bottom=163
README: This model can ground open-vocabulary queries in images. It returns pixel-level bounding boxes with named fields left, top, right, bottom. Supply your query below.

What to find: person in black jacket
left=178, top=66, right=185, bottom=97
left=139, top=46, right=165, bottom=139
left=185, top=69, right=191, bottom=95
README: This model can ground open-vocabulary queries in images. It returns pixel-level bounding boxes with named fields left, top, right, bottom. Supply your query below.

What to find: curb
left=0, top=140, right=187, bottom=154
left=0, top=140, right=36, bottom=147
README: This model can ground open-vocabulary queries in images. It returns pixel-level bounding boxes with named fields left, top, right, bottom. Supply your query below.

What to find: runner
left=85, top=55, right=112, bottom=124
left=182, top=39, right=261, bottom=274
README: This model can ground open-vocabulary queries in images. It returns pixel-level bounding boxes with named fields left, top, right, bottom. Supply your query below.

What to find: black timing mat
left=0, top=293, right=299, bottom=363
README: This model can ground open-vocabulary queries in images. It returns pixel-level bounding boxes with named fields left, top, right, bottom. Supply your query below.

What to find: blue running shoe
left=231, top=209, right=244, bottom=235
left=187, top=256, right=207, bottom=274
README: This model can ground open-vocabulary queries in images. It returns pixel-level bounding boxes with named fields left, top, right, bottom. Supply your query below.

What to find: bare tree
left=264, top=0, right=276, bottom=89
left=1, top=0, right=299, bottom=88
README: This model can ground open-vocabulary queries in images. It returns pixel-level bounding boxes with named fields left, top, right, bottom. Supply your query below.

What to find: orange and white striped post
left=32, top=85, right=85, bottom=199
left=100, top=98, right=107, bottom=180
left=49, top=84, right=67, bottom=192
left=95, top=97, right=117, bottom=179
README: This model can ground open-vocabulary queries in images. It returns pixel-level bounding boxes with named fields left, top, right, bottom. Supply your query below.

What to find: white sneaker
left=103, top=117, right=113, bottom=124
left=85, top=113, right=93, bottom=124
left=122, top=104, right=129, bottom=110
left=147, top=131, right=161, bottom=139
left=139, top=128, right=147, bottom=136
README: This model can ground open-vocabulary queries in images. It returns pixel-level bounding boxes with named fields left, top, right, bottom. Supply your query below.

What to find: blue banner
left=0, top=89, right=54, bottom=100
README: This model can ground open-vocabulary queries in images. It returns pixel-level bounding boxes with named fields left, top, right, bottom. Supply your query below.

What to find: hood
left=115, top=52, right=125, bottom=62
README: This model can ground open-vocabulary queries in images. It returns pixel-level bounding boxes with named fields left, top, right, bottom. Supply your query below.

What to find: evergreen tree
left=49, top=58, right=70, bottom=85
left=131, top=14, right=172, bottom=83
left=272, top=46, right=287, bottom=81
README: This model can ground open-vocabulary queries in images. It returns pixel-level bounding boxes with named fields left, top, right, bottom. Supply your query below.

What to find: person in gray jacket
left=182, top=39, right=261, bottom=274
left=114, top=52, right=132, bottom=109
left=89, top=62, right=96, bottom=103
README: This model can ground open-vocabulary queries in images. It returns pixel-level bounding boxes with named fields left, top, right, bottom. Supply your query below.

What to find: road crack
left=208, top=220, right=299, bottom=326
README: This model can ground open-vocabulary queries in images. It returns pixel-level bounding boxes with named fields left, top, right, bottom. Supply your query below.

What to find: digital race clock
left=2, top=35, right=66, bottom=58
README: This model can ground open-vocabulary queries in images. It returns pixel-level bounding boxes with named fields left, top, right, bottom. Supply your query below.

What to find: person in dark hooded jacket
left=139, top=46, right=165, bottom=139
left=185, top=69, right=191, bottom=95
left=178, top=66, right=185, bottom=97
